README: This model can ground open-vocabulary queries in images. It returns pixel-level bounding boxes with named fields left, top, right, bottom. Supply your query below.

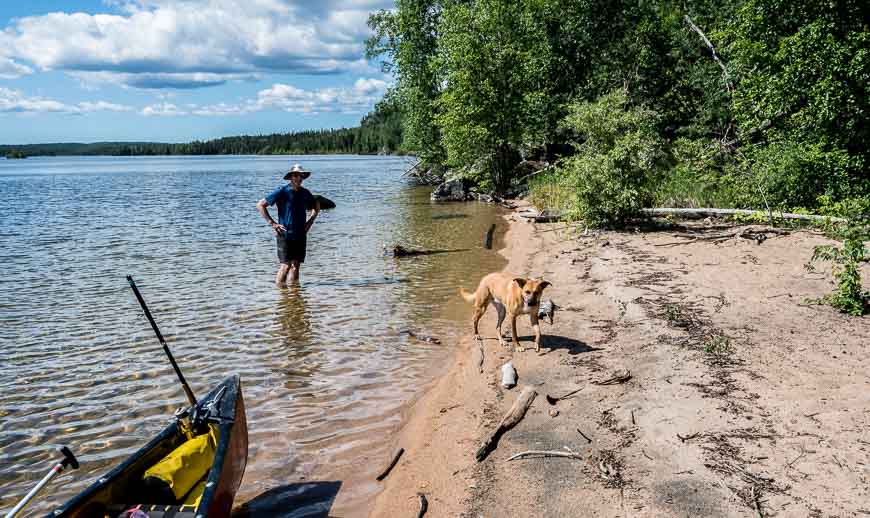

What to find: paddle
left=126, top=275, right=198, bottom=408
left=4, top=447, right=79, bottom=518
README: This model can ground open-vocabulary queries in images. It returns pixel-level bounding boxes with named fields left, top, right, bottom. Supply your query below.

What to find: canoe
left=48, top=375, right=248, bottom=518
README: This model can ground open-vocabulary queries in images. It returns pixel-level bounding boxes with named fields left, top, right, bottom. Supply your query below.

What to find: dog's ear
left=513, top=278, right=527, bottom=288
left=538, top=280, right=551, bottom=290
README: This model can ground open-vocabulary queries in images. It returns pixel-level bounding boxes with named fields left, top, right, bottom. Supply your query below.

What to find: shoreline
left=369, top=201, right=537, bottom=516
left=370, top=205, right=870, bottom=517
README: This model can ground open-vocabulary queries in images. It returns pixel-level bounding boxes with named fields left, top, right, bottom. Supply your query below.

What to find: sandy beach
left=371, top=202, right=870, bottom=517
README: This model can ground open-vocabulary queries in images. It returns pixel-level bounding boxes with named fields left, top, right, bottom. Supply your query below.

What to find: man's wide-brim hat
left=284, top=163, right=311, bottom=180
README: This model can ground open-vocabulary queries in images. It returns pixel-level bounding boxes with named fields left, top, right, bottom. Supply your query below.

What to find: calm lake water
left=0, top=155, right=506, bottom=517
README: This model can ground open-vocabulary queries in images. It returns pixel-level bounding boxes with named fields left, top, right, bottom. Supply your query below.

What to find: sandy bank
left=370, top=204, right=870, bottom=517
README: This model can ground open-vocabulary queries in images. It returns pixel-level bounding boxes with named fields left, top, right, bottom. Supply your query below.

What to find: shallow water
left=0, top=155, right=506, bottom=517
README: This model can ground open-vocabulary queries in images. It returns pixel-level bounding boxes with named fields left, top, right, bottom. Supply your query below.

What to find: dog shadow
left=516, top=334, right=601, bottom=356
left=232, top=481, right=342, bottom=518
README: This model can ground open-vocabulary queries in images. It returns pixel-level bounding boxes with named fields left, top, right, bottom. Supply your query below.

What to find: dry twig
left=506, top=450, right=583, bottom=462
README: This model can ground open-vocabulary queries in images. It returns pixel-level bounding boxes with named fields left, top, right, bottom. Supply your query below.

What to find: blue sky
left=0, top=1, right=394, bottom=144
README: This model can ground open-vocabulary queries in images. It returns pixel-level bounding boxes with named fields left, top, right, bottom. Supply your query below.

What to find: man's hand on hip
left=272, top=222, right=287, bottom=235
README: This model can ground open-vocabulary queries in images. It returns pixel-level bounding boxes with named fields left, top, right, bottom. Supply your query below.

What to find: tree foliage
left=369, top=0, right=869, bottom=220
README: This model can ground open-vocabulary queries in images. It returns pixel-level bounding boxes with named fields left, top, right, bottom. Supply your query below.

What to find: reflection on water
left=276, top=286, right=312, bottom=347
left=0, top=155, right=506, bottom=517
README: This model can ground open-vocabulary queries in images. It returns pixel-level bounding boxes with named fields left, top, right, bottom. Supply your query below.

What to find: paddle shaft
left=4, top=447, right=78, bottom=518
left=126, top=276, right=198, bottom=408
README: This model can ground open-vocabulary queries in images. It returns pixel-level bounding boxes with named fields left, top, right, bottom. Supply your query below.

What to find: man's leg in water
left=276, top=262, right=290, bottom=287
left=288, top=260, right=301, bottom=282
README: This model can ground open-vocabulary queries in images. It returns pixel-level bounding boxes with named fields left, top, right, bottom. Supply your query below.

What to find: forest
left=367, top=0, right=869, bottom=223
left=0, top=98, right=404, bottom=158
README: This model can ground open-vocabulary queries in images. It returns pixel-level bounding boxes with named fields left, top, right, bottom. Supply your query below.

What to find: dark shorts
left=276, top=232, right=307, bottom=264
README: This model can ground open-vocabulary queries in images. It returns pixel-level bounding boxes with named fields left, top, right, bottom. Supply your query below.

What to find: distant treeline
left=0, top=99, right=404, bottom=157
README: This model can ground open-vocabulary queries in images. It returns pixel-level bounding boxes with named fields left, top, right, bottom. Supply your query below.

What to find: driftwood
left=401, top=160, right=422, bottom=177
left=386, top=244, right=470, bottom=258
left=401, top=330, right=442, bottom=344
left=415, top=493, right=429, bottom=518
left=475, top=386, right=537, bottom=461
left=642, top=208, right=846, bottom=223
left=375, top=448, right=405, bottom=481
left=593, top=369, right=632, bottom=385
left=545, top=386, right=583, bottom=405
left=654, top=225, right=791, bottom=247
left=484, top=223, right=496, bottom=249
left=518, top=209, right=564, bottom=223
left=506, top=449, right=583, bottom=462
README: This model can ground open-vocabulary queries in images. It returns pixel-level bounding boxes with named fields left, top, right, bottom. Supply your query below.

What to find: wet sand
left=371, top=201, right=870, bottom=517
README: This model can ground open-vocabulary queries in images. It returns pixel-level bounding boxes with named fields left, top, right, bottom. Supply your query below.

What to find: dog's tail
left=459, top=287, right=476, bottom=303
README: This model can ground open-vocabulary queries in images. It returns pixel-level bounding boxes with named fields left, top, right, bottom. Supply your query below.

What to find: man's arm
left=257, top=198, right=285, bottom=234
left=304, top=198, right=320, bottom=233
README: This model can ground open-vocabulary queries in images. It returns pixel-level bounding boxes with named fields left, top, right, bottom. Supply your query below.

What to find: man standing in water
left=257, top=164, right=320, bottom=287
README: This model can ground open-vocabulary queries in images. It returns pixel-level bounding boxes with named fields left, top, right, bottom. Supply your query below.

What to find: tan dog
left=460, top=273, right=552, bottom=352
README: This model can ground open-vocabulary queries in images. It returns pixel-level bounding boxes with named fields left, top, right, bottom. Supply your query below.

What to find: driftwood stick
left=546, top=386, right=583, bottom=405
left=415, top=493, right=429, bottom=518
left=401, top=160, right=422, bottom=177
left=642, top=207, right=846, bottom=223
left=506, top=450, right=583, bottom=462
left=593, top=370, right=632, bottom=385
left=375, top=448, right=405, bottom=481
left=475, top=386, right=537, bottom=461
left=484, top=223, right=496, bottom=249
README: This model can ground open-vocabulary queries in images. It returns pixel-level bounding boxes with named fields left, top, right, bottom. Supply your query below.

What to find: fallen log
left=475, top=386, right=537, bottom=461
left=642, top=208, right=846, bottom=223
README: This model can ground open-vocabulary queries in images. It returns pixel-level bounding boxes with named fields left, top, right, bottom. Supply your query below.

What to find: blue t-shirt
left=265, top=185, right=315, bottom=237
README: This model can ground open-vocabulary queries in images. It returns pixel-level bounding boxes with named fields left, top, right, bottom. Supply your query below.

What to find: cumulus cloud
left=0, top=88, right=132, bottom=114
left=176, top=76, right=389, bottom=116
left=141, top=102, right=188, bottom=116
left=0, top=58, right=33, bottom=79
left=0, top=0, right=394, bottom=89
left=254, top=77, right=388, bottom=114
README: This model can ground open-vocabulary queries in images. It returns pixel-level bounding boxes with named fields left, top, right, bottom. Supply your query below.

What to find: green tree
left=435, top=0, right=556, bottom=193
left=368, top=0, right=444, bottom=164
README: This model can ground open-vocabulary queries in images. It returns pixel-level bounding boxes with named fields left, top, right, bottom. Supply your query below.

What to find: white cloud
left=255, top=77, right=388, bottom=114
left=0, top=58, right=33, bottom=79
left=141, top=102, right=187, bottom=116
left=0, top=87, right=133, bottom=114
left=177, top=76, right=389, bottom=116
left=78, top=101, right=133, bottom=112
left=1, top=0, right=394, bottom=89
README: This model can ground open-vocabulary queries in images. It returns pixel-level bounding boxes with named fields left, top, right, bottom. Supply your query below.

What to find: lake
left=0, top=155, right=506, bottom=517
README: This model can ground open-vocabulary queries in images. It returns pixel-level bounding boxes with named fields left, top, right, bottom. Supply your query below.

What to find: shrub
left=808, top=226, right=869, bottom=316
left=546, top=90, right=665, bottom=226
